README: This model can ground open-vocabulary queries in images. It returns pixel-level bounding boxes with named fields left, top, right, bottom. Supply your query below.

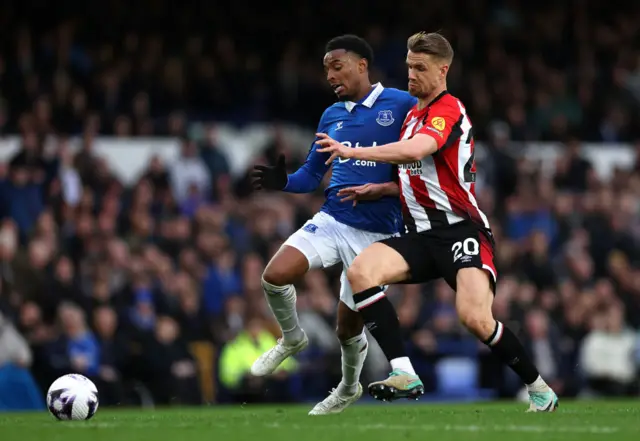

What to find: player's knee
left=262, top=267, right=286, bottom=287
left=457, top=307, right=493, bottom=339
left=346, top=261, right=380, bottom=292
left=336, top=306, right=363, bottom=341
left=262, top=263, right=296, bottom=287
left=455, top=268, right=495, bottom=339
left=262, top=248, right=308, bottom=287
left=336, top=323, right=360, bottom=342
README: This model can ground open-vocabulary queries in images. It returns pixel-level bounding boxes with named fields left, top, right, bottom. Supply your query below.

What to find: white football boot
left=308, top=383, right=363, bottom=415
left=250, top=333, right=309, bottom=376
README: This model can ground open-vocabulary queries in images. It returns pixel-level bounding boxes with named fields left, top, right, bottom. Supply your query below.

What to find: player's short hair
left=325, top=35, right=374, bottom=65
left=407, top=32, right=454, bottom=64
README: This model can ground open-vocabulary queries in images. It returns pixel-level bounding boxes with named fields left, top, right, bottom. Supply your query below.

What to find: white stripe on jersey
left=399, top=171, right=431, bottom=232
left=419, top=156, right=465, bottom=225
left=455, top=101, right=490, bottom=229
left=400, top=116, right=432, bottom=232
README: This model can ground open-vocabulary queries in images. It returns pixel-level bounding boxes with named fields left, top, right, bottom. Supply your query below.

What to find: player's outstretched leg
left=309, top=302, right=366, bottom=415
left=347, top=243, right=424, bottom=401
left=251, top=246, right=309, bottom=376
left=455, top=267, right=558, bottom=412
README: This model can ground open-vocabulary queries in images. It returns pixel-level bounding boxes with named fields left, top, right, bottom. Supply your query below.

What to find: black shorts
left=379, top=221, right=497, bottom=292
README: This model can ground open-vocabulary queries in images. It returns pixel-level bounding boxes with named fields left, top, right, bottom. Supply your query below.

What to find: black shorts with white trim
left=379, top=220, right=497, bottom=292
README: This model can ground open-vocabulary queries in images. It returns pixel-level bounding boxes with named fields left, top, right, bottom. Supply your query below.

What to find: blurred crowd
left=0, top=0, right=640, bottom=408
left=1, top=1, right=640, bottom=140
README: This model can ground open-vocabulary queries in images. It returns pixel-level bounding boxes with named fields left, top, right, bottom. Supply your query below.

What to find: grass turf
left=1, top=401, right=639, bottom=441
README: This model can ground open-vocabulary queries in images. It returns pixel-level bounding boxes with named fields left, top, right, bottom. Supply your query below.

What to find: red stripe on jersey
left=408, top=172, right=437, bottom=211
left=433, top=142, right=486, bottom=226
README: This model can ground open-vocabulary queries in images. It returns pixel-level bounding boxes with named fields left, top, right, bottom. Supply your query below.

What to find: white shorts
left=283, top=211, right=397, bottom=311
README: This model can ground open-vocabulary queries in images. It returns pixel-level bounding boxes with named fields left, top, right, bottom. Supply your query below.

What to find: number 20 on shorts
left=451, top=238, right=479, bottom=263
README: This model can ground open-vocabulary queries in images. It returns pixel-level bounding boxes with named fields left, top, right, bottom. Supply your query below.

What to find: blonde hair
left=407, top=32, right=454, bottom=64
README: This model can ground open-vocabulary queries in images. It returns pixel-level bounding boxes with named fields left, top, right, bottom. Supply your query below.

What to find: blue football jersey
left=284, top=83, right=417, bottom=234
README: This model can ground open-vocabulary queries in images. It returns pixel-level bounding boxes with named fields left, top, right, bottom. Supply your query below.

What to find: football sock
left=390, top=357, right=416, bottom=375
left=353, top=286, right=409, bottom=362
left=526, top=375, right=549, bottom=392
left=337, top=330, right=368, bottom=396
left=261, top=278, right=304, bottom=344
left=484, top=320, right=540, bottom=385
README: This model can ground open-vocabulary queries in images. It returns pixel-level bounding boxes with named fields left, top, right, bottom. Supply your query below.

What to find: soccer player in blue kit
left=250, top=35, right=421, bottom=414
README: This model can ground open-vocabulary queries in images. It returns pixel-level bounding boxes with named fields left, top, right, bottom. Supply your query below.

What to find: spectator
left=199, top=126, right=230, bottom=199
left=58, top=140, right=82, bottom=208
left=519, top=231, right=557, bottom=290
left=92, top=306, right=126, bottom=406
left=143, top=156, right=171, bottom=196
left=0, top=162, right=44, bottom=241
left=522, top=309, right=564, bottom=393
left=174, top=274, right=211, bottom=342
left=170, top=138, right=211, bottom=205
left=580, top=304, right=638, bottom=396
left=0, top=312, right=43, bottom=411
left=59, top=302, right=100, bottom=378
left=553, top=138, right=593, bottom=193
left=218, top=315, right=298, bottom=403
left=144, top=316, right=200, bottom=405
left=0, top=311, right=32, bottom=368
left=202, top=248, right=242, bottom=316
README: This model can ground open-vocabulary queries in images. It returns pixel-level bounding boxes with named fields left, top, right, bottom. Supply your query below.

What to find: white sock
left=390, top=357, right=416, bottom=375
left=261, top=278, right=304, bottom=344
left=526, top=375, right=548, bottom=392
left=337, top=330, right=368, bottom=396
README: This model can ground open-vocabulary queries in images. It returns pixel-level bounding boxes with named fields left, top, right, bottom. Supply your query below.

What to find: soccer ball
left=46, top=374, right=99, bottom=421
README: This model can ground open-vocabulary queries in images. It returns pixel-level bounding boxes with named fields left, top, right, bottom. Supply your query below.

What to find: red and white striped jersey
left=397, top=91, right=490, bottom=233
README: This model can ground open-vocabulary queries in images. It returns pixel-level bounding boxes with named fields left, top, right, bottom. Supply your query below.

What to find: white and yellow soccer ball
left=47, top=374, right=99, bottom=421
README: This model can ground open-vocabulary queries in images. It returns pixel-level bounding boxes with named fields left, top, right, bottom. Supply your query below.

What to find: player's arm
left=337, top=165, right=399, bottom=205
left=317, top=106, right=459, bottom=165
left=337, top=181, right=399, bottom=205
left=282, top=141, right=330, bottom=193
left=252, top=116, right=330, bottom=193
left=380, top=181, right=400, bottom=196
left=317, top=133, right=436, bottom=164
left=374, top=165, right=400, bottom=197
left=358, top=135, right=436, bottom=164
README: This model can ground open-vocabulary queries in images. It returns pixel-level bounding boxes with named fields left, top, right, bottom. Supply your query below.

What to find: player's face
left=324, top=49, right=366, bottom=101
left=406, top=51, right=448, bottom=98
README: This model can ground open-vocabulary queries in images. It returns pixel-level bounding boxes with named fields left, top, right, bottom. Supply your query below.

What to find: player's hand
left=251, top=154, right=288, bottom=190
left=337, top=183, right=383, bottom=206
left=315, top=133, right=355, bottom=165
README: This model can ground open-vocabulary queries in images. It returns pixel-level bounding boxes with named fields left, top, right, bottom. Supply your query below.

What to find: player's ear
left=440, top=63, right=449, bottom=78
left=359, top=58, right=368, bottom=74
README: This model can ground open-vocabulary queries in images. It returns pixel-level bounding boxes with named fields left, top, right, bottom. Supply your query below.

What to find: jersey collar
left=345, top=83, right=385, bottom=112
left=427, top=90, right=449, bottom=107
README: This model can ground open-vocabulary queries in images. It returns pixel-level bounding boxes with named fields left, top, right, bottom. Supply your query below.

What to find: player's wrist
left=350, top=147, right=366, bottom=160
left=280, top=175, right=290, bottom=191
left=379, top=182, right=399, bottom=196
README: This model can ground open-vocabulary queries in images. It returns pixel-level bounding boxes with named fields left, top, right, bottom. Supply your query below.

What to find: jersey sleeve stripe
left=438, top=114, right=464, bottom=152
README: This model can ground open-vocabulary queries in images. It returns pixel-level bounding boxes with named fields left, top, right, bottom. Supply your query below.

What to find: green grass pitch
left=1, top=401, right=639, bottom=441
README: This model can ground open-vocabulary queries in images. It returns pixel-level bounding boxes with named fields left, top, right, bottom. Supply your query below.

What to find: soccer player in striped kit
left=317, top=32, right=559, bottom=412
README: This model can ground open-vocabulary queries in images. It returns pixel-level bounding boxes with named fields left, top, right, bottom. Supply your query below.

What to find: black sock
left=354, top=286, right=406, bottom=361
left=484, top=321, right=539, bottom=385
